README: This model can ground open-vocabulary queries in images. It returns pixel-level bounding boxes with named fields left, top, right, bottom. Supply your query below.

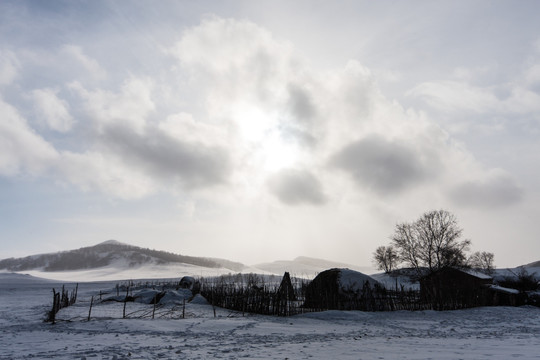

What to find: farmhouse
left=489, top=285, right=521, bottom=306
left=419, top=267, right=493, bottom=309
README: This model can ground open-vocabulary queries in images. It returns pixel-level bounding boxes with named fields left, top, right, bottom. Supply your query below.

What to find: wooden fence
left=46, top=284, right=78, bottom=323
left=200, top=274, right=437, bottom=316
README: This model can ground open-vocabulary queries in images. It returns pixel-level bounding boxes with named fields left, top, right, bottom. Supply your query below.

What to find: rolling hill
left=0, top=240, right=245, bottom=273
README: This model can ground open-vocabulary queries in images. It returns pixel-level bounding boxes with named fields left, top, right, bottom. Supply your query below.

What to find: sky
left=1, top=0, right=540, bottom=268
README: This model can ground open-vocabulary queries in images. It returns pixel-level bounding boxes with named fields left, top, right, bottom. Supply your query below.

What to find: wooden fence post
left=123, top=286, right=129, bottom=319
left=182, top=298, right=186, bottom=319
left=212, top=290, right=216, bottom=318
left=49, top=288, right=57, bottom=324
left=88, top=296, right=94, bottom=321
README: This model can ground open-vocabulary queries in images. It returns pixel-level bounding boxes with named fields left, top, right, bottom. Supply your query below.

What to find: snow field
left=1, top=275, right=540, bottom=359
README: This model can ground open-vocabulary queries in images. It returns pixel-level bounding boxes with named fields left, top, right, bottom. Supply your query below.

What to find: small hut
left=179, top=276, right=200, bottom=293
left=303, top=268, right=381, bottom=311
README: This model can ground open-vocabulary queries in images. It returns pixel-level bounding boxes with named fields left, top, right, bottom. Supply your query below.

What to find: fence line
left=46, top=284, right=78, bottom=323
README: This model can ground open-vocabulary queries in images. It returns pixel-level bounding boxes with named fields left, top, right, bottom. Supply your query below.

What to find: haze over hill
left=0, top=240, right=244, bottom=273
left=254, top=256, right=374, bottom=276
left=0, top=240, right=378, bottom=281
left=1, top=240, right=537, bottom=283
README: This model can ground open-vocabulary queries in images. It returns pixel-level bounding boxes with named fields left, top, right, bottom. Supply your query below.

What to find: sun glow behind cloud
left=233, top=104, right=301, bottom=172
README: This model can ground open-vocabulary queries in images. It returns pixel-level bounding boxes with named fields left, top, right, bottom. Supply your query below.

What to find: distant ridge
left=253, top=256, right=374, bottom=276
left=0, top=241, right=245, bottom=272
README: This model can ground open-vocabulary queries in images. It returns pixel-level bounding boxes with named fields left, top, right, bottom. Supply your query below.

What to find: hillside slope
left=0, top=240, right=245, bottom=272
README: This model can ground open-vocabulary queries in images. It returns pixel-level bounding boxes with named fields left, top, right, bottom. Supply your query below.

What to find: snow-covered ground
left=1, top=273, right=540, bottom=359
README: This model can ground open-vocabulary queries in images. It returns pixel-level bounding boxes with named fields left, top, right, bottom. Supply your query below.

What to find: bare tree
left=391, top=210, right=471, bottom=276
left=469, top=251, right=495, bottom=275
left=373, top=246, right=399, bottom=273
left=391, top=222, right=421, bottom=272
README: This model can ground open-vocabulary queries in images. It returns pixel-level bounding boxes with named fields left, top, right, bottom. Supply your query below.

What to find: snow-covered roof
left=337, top=268, right=380, bottom=292
left=489, top=285, right=519, bottom=295
left=461, top=268, right=493, bottom=280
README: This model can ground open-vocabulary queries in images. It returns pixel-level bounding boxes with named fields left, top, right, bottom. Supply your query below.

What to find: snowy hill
left=492, top=263, right=540, bottom=283
left=0, top=240, right=245, bottom=274
left=253, top=256, right=374, bottom=277
left=0, top=241, right=377, bottom=282
left=524, top=260, right=540, bottom=268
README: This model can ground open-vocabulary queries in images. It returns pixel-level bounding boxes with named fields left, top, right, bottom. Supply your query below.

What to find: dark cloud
left=330, top=135, right=436, bottom=194
left=281, top=84, right=319, bottom=148
left=99, top=124, right=232, bottom=189
left=449, top=173, right=523, bottom=208
left=267, top=169, right=327, bottom=206
left=287, top=83, right=316, bottom=124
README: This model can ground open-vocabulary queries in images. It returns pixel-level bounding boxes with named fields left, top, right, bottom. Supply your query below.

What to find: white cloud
left=57, top=151, right=156, bottom=200
left=0, top=16, right=525, bottom=214
left=170, top=17, right=315, bottom=142
left=0, top=98, right=58, bottom=176
left=167, top=17, right=524, bottom=212
left=31, top=88, right=74, bottom=132
left=524, top=63, right=540, bottom=88
left=172, top=16, right=293, bottom=76
left=502, top=87, right=540, bottom=114
left=61, top=45, right=107, bottom=80
left=0, top=15, right=525, bottom=227
left=407, top=81, right=500, bottom=113
left=409, top=51, right=540, bottom=120
left=158, top=112, right=228, bottom=148
left=67, top=77, right=233, bottom=193
left=0, top=50, right=19, bottom=86
left=70, top=77, right=155, bottom=134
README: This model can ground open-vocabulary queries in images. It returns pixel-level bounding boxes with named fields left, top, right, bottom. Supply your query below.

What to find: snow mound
left=189, top=294, right=209, bottom=305
left=159, top=289, right=192, bottom=305
left=134, top=289, right=163, bottom=304
left=103, top=288, right=193, bottom=305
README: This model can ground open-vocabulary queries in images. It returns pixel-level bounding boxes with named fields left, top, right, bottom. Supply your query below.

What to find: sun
left=234, top=104, right=300, bottom=172
left=260, top=129, right=300, bottom=171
